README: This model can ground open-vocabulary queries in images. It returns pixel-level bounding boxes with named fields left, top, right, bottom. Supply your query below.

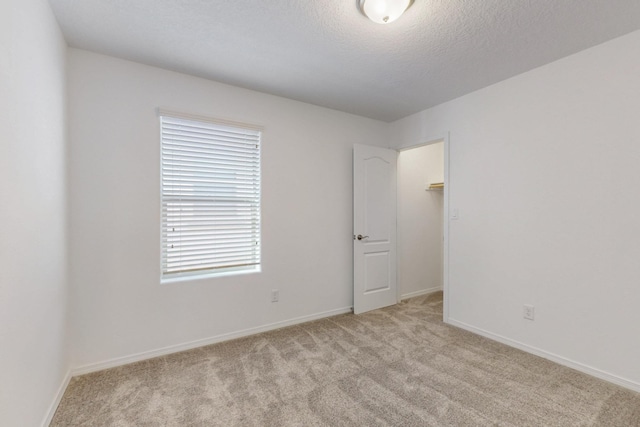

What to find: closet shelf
left=426, top=182, right=444, bottom=191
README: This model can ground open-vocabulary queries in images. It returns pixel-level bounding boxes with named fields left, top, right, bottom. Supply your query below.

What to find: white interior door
left=353, top=144, right=397, bottom=314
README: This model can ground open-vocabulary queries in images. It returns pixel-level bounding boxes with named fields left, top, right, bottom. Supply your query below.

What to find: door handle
left=356, top=234, right=369, bottom=241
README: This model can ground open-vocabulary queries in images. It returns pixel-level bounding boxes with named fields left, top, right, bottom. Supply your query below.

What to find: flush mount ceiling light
left=359, top=0, right=414, bottom=24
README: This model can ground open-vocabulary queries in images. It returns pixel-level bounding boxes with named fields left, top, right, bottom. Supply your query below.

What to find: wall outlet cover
left=523, top=304, right=535, bottom=320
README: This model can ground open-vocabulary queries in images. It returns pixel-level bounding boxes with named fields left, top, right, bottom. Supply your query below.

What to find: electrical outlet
left=271, top=289, right=279, bottom=303
left=523, top=304, right=535, bottom=320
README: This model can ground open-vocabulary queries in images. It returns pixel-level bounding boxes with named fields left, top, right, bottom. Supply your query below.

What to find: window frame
left=159, top=109, right=263, bottom=283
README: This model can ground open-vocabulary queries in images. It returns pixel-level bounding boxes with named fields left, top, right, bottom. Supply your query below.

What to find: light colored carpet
left=52, top=292, right=640, bottom=426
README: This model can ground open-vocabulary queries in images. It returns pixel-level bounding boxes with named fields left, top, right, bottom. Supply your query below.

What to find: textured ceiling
left=49, top=0, right=640, bottom=122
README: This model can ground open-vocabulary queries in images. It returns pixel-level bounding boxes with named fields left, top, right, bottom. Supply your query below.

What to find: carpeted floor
left=52, top=292, right=640, bottom=426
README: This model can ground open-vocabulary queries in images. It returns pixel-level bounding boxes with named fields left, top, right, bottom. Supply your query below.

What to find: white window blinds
left=160, top=114, right=261, bottom=279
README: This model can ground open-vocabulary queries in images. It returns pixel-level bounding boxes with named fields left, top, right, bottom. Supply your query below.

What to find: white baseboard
left=72, top=306, right=353, bottom=376
left=446, top=318, right=640, bottom=393
left=401, top=286, right=442, bottom=301
left=42, top=369, right=72, bottom=427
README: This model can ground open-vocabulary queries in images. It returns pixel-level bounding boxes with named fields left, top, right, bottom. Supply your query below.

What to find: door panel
left=365, top=157, right=391, bottom=241
left=364, top=252, right=390, bottom=293
left=354, top=144, right=397, bottom=314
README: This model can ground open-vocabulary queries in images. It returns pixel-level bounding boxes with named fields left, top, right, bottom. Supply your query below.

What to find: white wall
left=0, top=0, right=70, bottom=425
left=67, top=49, right=390, bottom=369
left=397, top=143, right=444, bottom=299
left=391, top=30, right=640, bottom=389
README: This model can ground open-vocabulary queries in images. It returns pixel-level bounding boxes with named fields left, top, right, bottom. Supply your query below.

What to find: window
left=160, top=112, right=261, bottom=280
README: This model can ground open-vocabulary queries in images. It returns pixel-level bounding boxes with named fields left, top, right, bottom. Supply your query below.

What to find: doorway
left=397, top=139, right=447, bottom=314
left=352, top=137, right=449, bottom=318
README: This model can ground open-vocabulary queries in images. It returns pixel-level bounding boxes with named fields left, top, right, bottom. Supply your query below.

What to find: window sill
left=161, top=266, right=261, bottom=284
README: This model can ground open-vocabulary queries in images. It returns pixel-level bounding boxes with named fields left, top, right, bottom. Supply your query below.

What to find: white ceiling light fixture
left=359, top=0, right=414, bottom=24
